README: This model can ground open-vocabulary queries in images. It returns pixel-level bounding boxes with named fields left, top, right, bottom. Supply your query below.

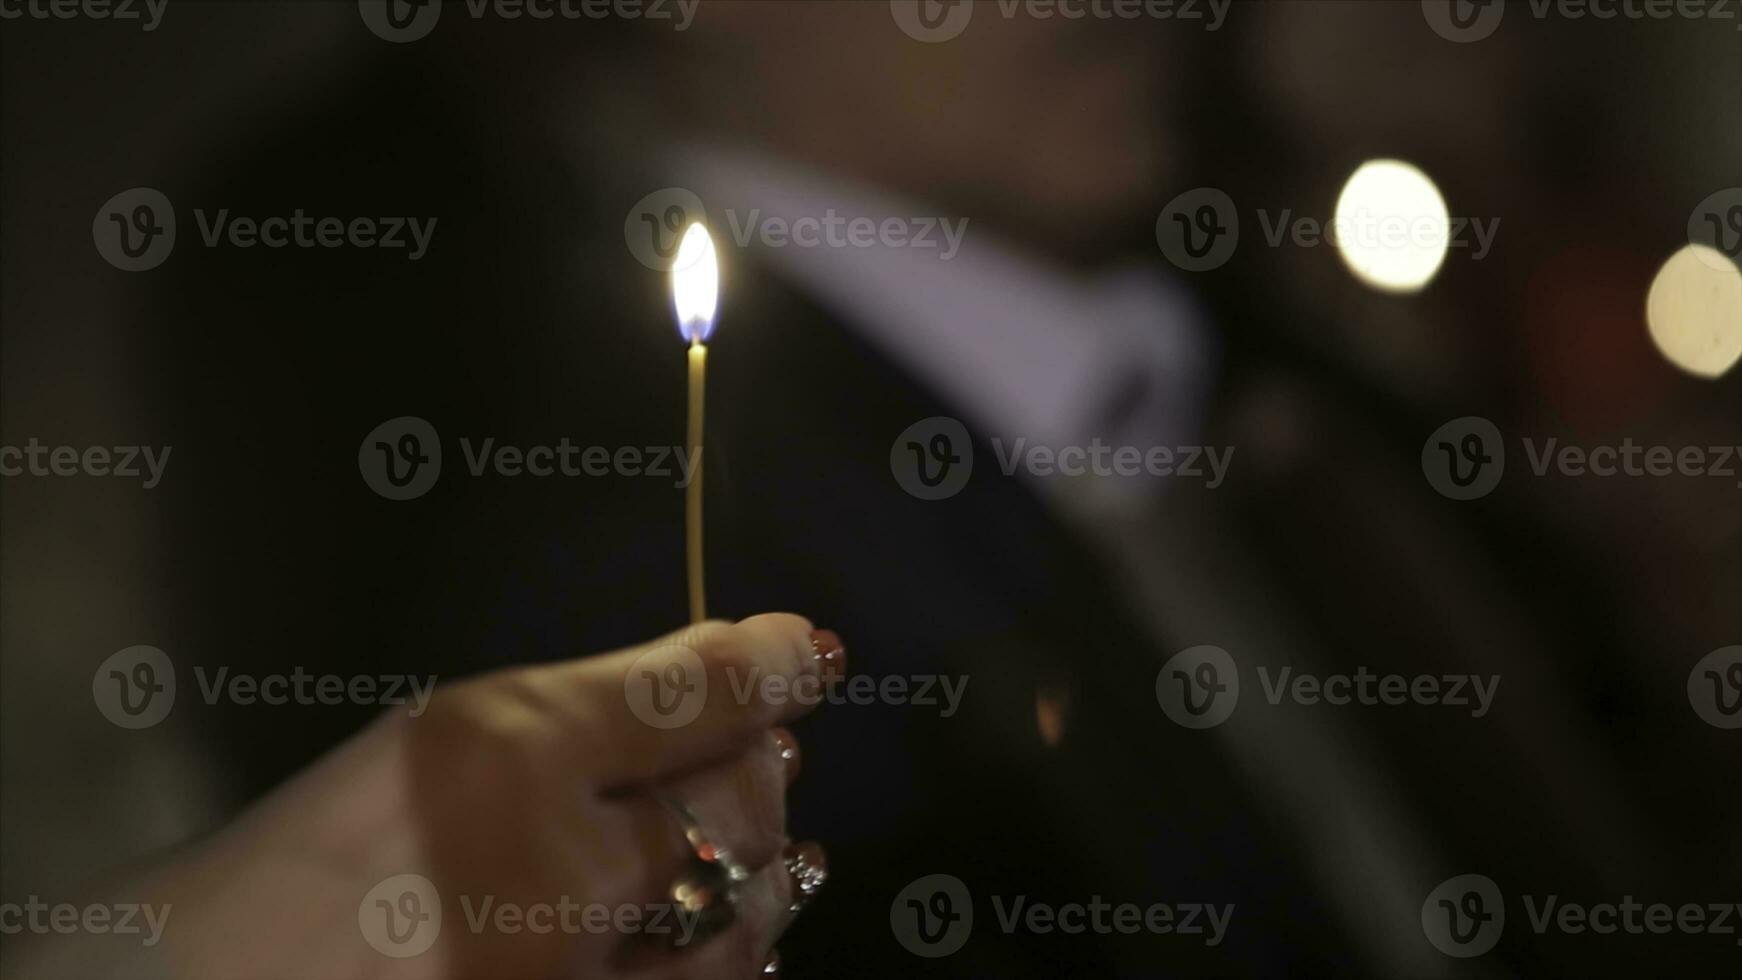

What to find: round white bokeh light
left=1646, top=244, right=1742, bottom=380
left=1333, top=160, right=1451, bottom=294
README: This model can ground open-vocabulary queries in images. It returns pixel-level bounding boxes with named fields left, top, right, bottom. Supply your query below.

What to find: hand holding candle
left=671, top=223, right=719, bottom=624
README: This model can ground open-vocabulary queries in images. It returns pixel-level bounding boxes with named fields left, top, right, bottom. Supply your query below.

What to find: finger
left=548, top=614, right=842, bottom=788
left=605, top=731, right=806, bottom=930
left=647, top=729, right=797, bottom=873
left=766, top=841, right=828, bottom=949
left=634, top=841, right=827, bottom=980
left=605, top=813, right=783, bottom=976
left=770, top=728, right=800, bottom=786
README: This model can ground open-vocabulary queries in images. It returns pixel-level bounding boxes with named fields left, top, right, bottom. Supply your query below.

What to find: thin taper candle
left=670, top=223, right=719, bottom=626
left=685, top=341, right=708, bottom=623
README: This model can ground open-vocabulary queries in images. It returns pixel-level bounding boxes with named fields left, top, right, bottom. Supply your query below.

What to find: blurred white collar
left=685, top=146, right=1214, bottom=506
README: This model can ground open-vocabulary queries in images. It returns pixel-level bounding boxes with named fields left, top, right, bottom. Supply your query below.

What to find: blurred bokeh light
left=1645, top=244, right=1742, bottom=379
left=1334, top=159, right=1450, bottom=294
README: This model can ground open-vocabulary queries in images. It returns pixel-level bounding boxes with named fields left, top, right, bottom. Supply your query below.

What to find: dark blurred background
left=3, top=1, right=1739, bottom=976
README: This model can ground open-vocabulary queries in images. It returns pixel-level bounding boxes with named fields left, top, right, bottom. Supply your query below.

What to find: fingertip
left=807, top=628, right=846, bottom=680
left=735, top=612, right=815, bottom=643
left=728, top=613, right=816, bottom=676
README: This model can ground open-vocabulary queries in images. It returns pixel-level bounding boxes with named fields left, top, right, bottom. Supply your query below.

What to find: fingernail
left=784, top=841, right=829, bottom=912
left=762, top=950, right=782, bottom=977
left=771, top=728, right=801, bottom=784
left=809, top=629, right=846, bottom=680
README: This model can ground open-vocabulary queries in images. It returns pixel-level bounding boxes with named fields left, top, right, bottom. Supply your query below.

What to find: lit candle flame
left=671, top=223, right=719, bottom=344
